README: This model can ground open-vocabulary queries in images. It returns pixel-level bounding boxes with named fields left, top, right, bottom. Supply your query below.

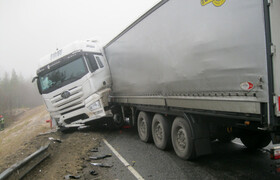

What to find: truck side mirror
left=32, top=76, right=42, bottom=94
left=32, top=76, right=38, bottom=83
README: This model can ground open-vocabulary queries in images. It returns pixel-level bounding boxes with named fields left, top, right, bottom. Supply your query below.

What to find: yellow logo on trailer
left=201, top=0, right=226, bottom=7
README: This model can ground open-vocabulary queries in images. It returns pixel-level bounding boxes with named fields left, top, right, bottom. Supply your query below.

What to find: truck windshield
left=39, top=57, right=88, bottom=93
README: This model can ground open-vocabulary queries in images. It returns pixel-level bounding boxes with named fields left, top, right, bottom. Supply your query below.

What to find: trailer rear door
left=270, top=1, right=280, bottom=117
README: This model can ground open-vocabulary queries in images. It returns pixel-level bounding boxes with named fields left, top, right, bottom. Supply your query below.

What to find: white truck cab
left=34, top=40, right=112, bottom=128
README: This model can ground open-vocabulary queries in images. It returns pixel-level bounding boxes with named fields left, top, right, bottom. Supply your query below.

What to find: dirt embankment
left=0, top=106, right=113, bottom=180
left=0, top=105, right=50, bottom=170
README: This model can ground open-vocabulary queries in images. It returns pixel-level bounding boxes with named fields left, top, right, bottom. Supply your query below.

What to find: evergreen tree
left=0, top=70, right=42, bottom=118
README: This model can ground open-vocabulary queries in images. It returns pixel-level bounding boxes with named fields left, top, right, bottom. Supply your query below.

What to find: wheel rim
left=139, top=118, right=147, bottom=137
left=176, top=127, right=187, bottom=151
left=155, top=122, right=163, bottom=141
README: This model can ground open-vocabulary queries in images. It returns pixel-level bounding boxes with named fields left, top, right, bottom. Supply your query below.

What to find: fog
left=0, top=0, right=159, bottom=78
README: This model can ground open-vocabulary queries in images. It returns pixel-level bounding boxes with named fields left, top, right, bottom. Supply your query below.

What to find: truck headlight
left=88, top=100, right=101, bottom=111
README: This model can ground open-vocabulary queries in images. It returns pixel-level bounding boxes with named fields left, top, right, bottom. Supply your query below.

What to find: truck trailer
left=103, top=0, right=280, bottom=159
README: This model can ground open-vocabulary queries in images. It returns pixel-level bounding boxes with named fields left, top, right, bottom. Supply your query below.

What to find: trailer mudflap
left=185, top=114, right=212, bottom=157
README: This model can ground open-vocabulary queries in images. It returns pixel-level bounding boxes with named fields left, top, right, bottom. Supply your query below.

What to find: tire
left=171, top=117, right=196, bottom=160
left=240, top=132, right=271, bottom=150
left=258, top=133, right=271, bottom=148
left=112, top=113, right=124, bottom=129
left=137, top=111, right=153, bottom=142
left=152, top=114, right=171, bottom=150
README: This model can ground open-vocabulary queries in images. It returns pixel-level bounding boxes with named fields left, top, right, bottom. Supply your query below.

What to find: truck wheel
left=152, top=114, right=171, bottom=150
left=112, top=113, right=124, bottom=129
left=258, top=133, right=271, bottom=148
left=137, top=111, right=152, bottom=142
left=171, top=117, right=196, bottom=160
left=240, top=132, right=271, bottom=149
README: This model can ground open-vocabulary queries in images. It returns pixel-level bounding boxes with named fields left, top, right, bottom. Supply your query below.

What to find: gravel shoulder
left=0, top=106, right=114, bottom=180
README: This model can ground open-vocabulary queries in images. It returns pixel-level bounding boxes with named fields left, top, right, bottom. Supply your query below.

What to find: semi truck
left=33, top=40, right=112, bottom=129
left=34, top=0, right=280, bottom=160
left=103, top=0, right=280, bottom=159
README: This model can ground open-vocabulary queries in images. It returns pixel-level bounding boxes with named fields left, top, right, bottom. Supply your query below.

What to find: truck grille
left=51, top=86, right=84, bottom=113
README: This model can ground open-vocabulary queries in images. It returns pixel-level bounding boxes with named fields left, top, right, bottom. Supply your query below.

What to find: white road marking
left=103, top=139, right=144, bottom=180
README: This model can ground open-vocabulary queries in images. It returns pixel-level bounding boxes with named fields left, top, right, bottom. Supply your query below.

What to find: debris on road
left=48, top=137, right=62, bottom=143
left=89, top=154, right=112, bottom=160
left=90, top=163, right=113, bottom=168
left=89, top=170, right=98, bottom=176
left=1, top=106, right=112, bottom=180
left=90, top=148, right=99, bottom=152
left=64, top=174, right=81, bottom=179
left=132, top=161, right=136, bottom=166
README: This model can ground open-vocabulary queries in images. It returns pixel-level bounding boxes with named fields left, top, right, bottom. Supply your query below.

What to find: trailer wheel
left=152, top=114, right=171, bottom=150
left=171, top=117, right=195, bottom=160
left=137, top=111, right=152, bottom=142
left=240, top=132, right=271, bottom=149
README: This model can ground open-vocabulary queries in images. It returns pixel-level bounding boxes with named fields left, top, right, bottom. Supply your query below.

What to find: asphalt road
left=97, top=127, right=280, bottom=180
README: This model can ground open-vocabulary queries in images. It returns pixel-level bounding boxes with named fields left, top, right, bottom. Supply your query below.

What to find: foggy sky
left=0, top=0, right=159, bottom=78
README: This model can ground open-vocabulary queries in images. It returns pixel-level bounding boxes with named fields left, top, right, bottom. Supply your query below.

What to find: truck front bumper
left=51, top=89, right=112, bottom=127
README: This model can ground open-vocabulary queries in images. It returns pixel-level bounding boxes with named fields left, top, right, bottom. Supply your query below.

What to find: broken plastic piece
left=78, top=125, right=89, bottom=130
left=89, top=170, right=98, bottom=176
left=90, top=163, right=113, bottom=168
left=48, top=137, right=62, bottom=143
left=64, top=174, right=81, bottom=179
left=90, top=148, right=98, bottom=152
left=132, top=161, right=136, bottom=166
left=89, top=154, right=112, bottom=160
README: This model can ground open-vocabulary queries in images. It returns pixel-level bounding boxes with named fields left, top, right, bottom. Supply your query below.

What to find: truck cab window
left=87, top=54, right=99, bottom=72
left=95, top=56, right=104, bottom=68
left=38, top=57, right=87, bottom=93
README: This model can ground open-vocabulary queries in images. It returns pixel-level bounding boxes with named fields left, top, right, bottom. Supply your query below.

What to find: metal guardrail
left=0, top=143, right=50, bottom=180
